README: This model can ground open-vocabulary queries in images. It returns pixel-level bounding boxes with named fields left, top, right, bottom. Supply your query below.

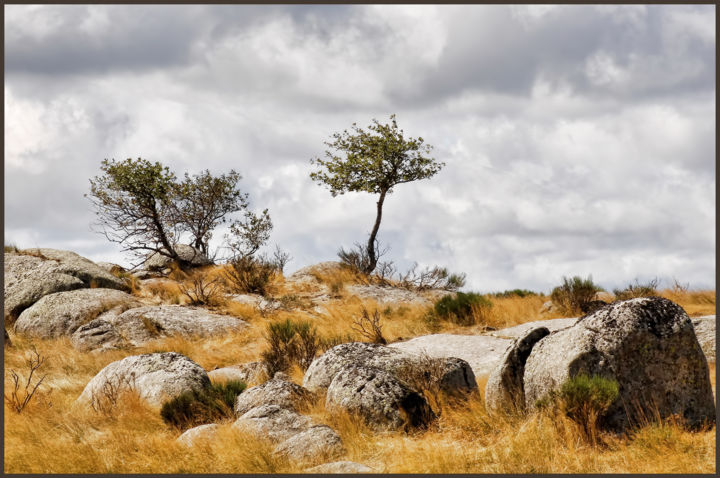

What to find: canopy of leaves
left=310, top=114, right=444, bottom=196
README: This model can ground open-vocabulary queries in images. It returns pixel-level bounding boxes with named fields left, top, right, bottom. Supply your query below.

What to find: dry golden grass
left=4, top=264, right=716, bottom=473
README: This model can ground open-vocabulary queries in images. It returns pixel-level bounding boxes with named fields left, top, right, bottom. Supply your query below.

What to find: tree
left=310, top=114, right=444, bottom=274
left=226, top=208, right=273, bottom=259
left=87, top=158, right=271, bottom=268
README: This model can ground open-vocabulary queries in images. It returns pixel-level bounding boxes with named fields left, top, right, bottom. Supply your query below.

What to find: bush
left=160, top=380, right=246, bottom=431
left=550, top=275, right=604, bottom=315
left=490, top=289, right=538, bottom=298
left=224, top=255, right=277, bottom=296
left=178, top=272, right=225, bottom=306
left=261, top=319, right=320, bottom=376
left=433, top=292, right=492, bottom=326
left=398, top=263, right=466, bottom=291
left=613, top=278, right=659, bottom=301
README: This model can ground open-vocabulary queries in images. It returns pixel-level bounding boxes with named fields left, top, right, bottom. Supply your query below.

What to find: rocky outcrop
left=208, top=362, right=268, bottom=384
left=4, top=249, right=129, bottom=322
left=177, top=423, right=219, bottom=447
left=305, top=461, right=373, bottom=473
left=70, top=305, right=247, bottom=351
left=143, top=245, right=211, bottom=271
left=274, top=425, right=345, bottom=464
left=523, top=297, right=715, bottom=431
left=233, top=404, right=314, bottom=442
left=235, top=375, right=313, bottom=416
left=485, top=327, right=550, bottom=414
left=325, top=364, right=435, bottom=431
left=78, top=352, right=210, bottom=408
left=14, top=288, right=141, bottom=339
left=303, top=342, right=476, bottom=395
left=692, top=315, right=716, bottom=359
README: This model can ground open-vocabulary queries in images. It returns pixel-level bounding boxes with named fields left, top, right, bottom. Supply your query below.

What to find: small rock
left=235, top=376, right=314, bottom=416
left=233, top=404, right=313, bottom=442
left=209, top=362, right=268, bottom=385
left=274, top=425, right=345, bottom=464
left=305, top=461, right=373, bottom=473
left=177, top=423, right=219, bottom=447
left=143, top=244, right=211, bottom=271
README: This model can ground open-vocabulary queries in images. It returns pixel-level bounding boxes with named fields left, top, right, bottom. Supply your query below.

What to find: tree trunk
left=366, top=188, right=387, bottom=274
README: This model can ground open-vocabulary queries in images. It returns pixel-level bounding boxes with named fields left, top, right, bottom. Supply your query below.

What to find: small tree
left=310, top=114, right=444, bottom=274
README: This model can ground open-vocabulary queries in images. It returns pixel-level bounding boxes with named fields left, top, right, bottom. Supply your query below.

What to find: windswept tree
left=87, top=158, right=271, bottom=268
left=310, top=114, right=444, bottom=274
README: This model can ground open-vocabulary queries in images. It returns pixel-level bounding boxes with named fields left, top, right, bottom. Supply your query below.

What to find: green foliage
left=160, top=380, right=246, bottom=431
left=613, top=278, right=659, bottom=301
left=223, top=255, right=278, bottom=296
left=490, top=289, right=539, bottom=298
left=261, top=319, right=320, bottom=376
left=550, top=275, right=604, bottom=315
left=227, top=209, right=273, bottom=259
left=433, top=292, right=493, bottom=326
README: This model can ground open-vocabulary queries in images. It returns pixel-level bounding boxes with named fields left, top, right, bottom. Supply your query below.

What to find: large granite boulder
left=523, top=297, right=715, bottom=431
left=485, top=327, right=550, bottom=414
left=78, top=352, right=210, bottom=408
left=143, top=244, right=211, bottom=271
left=235, top=375, right=314, bottom=416
left=303, top=342, right=476, bottom=395
left=70, top=305, right=247, bottom=351
left=233, top=404, right=314, bottom=442
left=14, top=288, right=141, bottom=339
left=325, top=364, right=436, bottom=431
left=4, top=249, right=129, bottom=322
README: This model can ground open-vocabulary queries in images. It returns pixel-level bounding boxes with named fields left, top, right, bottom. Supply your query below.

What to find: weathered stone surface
left=95, top=262, right=126, bottom=274
left=233, top=404, right=313, bottom=442
left=489, top=319, right=576, bottom=339
left=305, top=461, right=373, bottom=474
left=523, top=297, right=716, bottom=431
left=209, top=362, right=268, bottom=385
left=539, top=301, right=556, bottom=314
left=14, top=288, right=141, bottom=339
left=4, top=249, right=128, bottom=321
left=344, top=284, right=449, bottom=307
left=304, top=342, right=476, bottom=395
left=177, top=423, right=219, bottom=447
left=235, top=376, right=313, bottom=416
left=485, top=327, right=550, bottom=414
left=71, top=318, right=127, bottom=352
left=143, top=244, right=211, bottom=271
left=78, top=352, right=210, bottom=408
left=692, top=315, right=716, bottom=360
left=325, top=364, right=435, bottom=431
left=274, top=425, right=345, bottom=464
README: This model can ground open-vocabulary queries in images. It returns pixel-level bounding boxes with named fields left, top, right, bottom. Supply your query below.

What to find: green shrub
left=223, top=255, right=277, bottom=296
left=490, top=289, right=538, bottom=298
left=613, top=278, right=659, bottom=301
left=160, top=380, right=246, bottom=431
left=550, top=275, right=604, bottom=315
left=261, top=319, right=320, bottom=376
left=433, top=292, right=492, bottom=326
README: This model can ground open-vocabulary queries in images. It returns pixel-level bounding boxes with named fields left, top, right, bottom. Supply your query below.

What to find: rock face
left=234, top=404, right=314, bottom=442
left=303, top=342, right=476, bottom=395
left=488, top=318, right=576, bottom=339
left=274, top=425, right=345, bottom=464
left=306, top=461, right=373, bottom=474
left=177, top=423, right=219, bottom=447
left=4, top=249, right=129, bottom=322
left=325, top=364, right=436, bottom=431
left=14, top=288, right=141, bottom=339
left=235, top=375, right=313, bottom=416
left=143, top=244, right=211, bottom=271
left=485, top=327, right=550, bottom=414
left=692, top=316, right=716, bottom=359
left=70, top=305, right=247, bottom=351
left=523, top=297, right=715, bottom=431
left=78, top=352, right=210, bottom=408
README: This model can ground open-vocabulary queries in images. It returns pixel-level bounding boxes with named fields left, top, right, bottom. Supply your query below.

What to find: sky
left=4, top=4, right=716, bottom=293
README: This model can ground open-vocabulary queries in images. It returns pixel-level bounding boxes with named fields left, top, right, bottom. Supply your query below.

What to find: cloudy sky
left=4, top=4, right=716, bottom=293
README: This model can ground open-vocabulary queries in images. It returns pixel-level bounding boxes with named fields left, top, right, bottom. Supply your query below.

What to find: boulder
left=304, top=342, right=476, bottom=395
left=233, top=404, right=313, bottom=442
left=306, top=461, right=373, bottom=474
left=344, top=284, right=442, bottom=307
left=4, top=249, right=128, bottom=321
left=485, top=327, right=550, bottom=414
left=71, top=318, right=127, bottom=352
left=209, top=362, right=268, bottom=385
left=14, top=288, right=141, bottom=339
left=177, top=423, right=219, bottom=447
left=78, top=352, right=210, bottom=408
left=274, top=425, right=345, bottom=464
left=523, top=297, right=715, bottom=431
left=235, top=375, right=314, bottom=416
left=325, top=364, right=435, bottom=431
left=692, top=316, right=716, bottom=360
left=95, top=262, right=126, bottom=274
left=143, top=244, right=211, bottom=271
left=489, top=319, right=576, bottom=339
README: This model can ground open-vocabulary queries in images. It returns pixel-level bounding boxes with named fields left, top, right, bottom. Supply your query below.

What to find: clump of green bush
left=160, top=380, right=246, bottom=431
left=613, top=278, right=659, bottom=301
left=489, top=289, right=539, bottom=298
left=550, top=275, right=604, bottom=315
left=432, top=292, right=492, bottom=326
left=261, top=319, right=320, bottom=376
